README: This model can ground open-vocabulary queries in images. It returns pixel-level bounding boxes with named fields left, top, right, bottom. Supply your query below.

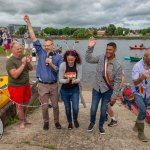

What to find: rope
left=0, top=88, right=53, bottom=108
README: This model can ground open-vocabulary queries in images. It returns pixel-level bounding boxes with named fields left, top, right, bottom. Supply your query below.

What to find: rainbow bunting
left=102, top=55, right=112, bottom=89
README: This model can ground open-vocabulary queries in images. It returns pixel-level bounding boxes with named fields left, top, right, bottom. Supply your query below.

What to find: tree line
left=16, top=24, right=150, bottom=38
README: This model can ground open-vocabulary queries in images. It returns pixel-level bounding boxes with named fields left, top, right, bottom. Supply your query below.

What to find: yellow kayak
left=0, top=76, right=9, bottom=109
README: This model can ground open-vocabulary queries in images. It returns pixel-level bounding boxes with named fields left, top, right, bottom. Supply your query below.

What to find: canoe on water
left=117, top=96, right=150, bottom=124
left=129, top=46, right=146, bottom=50
left=124, top=57, right=142, bottom=62
left=130, top=57, right=142, bottom=62
left=124, top=57, right=131, bottom=60
left=0, top=76, right=9, bottom=109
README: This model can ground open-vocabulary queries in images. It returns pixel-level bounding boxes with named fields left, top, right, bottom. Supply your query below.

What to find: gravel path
left=0, top=56, right=150, bottom=150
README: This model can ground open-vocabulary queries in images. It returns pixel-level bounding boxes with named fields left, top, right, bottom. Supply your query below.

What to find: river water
left=20, top=39, right=150, bottom=90
left=51, top=39, right=149, bottom=89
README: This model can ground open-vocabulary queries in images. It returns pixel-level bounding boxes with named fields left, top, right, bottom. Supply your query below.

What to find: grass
left=0, top=46, right=5, bottom=55
left=6, top=116, right=19, bottom=126
left=21, top=141, right=57, bottom=150
left=43, top=144, right=57, bottom=150
left=22, top=141, right=31, bottom=145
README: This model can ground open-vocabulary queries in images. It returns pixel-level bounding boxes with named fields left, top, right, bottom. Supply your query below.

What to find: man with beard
left=85, top=37, right=122, bottom=134
left=132, top=49, right=150, bottom=142
left=6, top=42, right=33, bottom=129
left=24, top=15, right=62, bottom=130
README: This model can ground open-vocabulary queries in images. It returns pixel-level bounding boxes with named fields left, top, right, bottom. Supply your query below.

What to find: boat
left=75, top=40, right=80, bottom=43
left=129, top=46, right=146, bottom=50
left=130, top=56, right=142, bottom=62
left=0, top=76, right=9, bottom=109
left=117, top=96, right=150, bottom=124
left=124, top=56, right=130, bottom=60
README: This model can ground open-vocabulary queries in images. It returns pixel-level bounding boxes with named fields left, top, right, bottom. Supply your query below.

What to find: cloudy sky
left=0, top=0, right=150, bottom=29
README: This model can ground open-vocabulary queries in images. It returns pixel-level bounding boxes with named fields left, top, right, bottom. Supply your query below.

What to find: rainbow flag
left=64, top=72, right=77, bottom=79
left=102, top=55, right=112, bottom=89
left=129, top=95, right=134, bottom=101
left=135, top=85, right=144, bottom=94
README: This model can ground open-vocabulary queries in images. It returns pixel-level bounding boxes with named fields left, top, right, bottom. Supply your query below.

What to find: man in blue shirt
left=24, top=15, right=62, bottom=130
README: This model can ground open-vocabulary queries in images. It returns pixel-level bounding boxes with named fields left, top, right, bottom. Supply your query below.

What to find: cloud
left=0, top=0, right=150, bottom=29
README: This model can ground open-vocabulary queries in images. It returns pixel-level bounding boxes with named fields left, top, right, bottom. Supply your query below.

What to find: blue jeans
left=60, top=85, right=79, bottom=123
left=123, top=96, right=132, bottom=110
left=90, top=88, right=113, bottom=129
left=134, top=94, right=150, bottom=121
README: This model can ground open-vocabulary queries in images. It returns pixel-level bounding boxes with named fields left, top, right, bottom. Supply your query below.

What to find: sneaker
left=43, top=122, right=49, bottom=130
left=87, top=123, right=95, bottom=132
left=48, top=104, right=53, bottom=108
left=55, top=122, right=61, bottom=129
left=74, top=120, right=79, bottom=128
left=108, top=119, right=118, bottom=127
left=68, top=123, right=73, bottom=130
left=99, top=128, right=105, bottom=135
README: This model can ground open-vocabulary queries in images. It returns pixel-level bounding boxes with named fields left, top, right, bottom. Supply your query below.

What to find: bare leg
left=23, top=101, right=32, bottom=124
left=107, top=104, right=116, bottom=120
left=16, top=104, right=25, bottom=128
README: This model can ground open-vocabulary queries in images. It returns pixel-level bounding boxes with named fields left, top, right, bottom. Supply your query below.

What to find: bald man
left=6, top=42, right=33, bottom=129
left=132, top=48, right=150, bottom=142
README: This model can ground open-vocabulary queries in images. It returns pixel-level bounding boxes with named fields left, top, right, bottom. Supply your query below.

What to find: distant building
left=8, top=24, right=41, bottom=34
left=8, top=24, right=26, bottom=34
left=128, top=32, right=140, bottom=37
left=32, top=27, right=41, bottom=33
left=97, top=30, right=107, bottom=36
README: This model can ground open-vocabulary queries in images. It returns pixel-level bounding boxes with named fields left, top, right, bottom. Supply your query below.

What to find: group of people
left=5, top=15, right=150, bottom=142
left=0, top=27, right=12, bottom=58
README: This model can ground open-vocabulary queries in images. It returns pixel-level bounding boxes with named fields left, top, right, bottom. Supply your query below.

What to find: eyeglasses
left=43, top=43, right=53, bottom=47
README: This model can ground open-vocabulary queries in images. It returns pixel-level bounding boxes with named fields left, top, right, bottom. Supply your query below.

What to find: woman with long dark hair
left=59, top=50, right=82, bottom=129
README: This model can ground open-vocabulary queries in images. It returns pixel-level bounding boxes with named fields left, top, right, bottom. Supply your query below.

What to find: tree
left=62, top=27, right=71, bottom=35
left=73, top=28, right=91, bottom=38
left=43, top=27, right=58, bottom=35
left=16, top=27, right=26, bottom=35
left=114, top=27, right=123, bottom=36
left=106, top=24, right=116, bottom=36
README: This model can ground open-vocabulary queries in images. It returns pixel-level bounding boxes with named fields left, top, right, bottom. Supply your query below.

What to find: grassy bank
left=0, top=46, right=5, bottom=55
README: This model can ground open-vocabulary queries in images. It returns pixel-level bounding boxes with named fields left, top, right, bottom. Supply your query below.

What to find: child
left=122, top=83, right=133, bottom=110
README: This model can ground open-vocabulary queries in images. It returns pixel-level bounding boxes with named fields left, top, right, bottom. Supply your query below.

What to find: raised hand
left=24, top=15, right=30, bottom=23
left=88, top=36, right=96, bottom=48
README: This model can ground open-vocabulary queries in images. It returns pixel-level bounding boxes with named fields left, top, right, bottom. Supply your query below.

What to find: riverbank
left=0, top=91, right=150, bottom=150
left=13, top=35, right=150, bottom=40
left=1, top=56, right=150, bottom=150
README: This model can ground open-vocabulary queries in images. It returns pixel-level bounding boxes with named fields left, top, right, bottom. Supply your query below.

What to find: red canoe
left=129, top=46, right=146, bottom=50
left=117, top=96, right=150, bottom=124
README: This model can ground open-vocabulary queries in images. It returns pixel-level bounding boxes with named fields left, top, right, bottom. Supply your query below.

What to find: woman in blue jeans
left=59, top=50, right=82, bottom=129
